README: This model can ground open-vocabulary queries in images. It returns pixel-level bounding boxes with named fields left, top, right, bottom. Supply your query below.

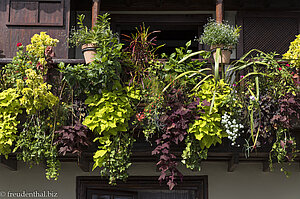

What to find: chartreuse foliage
left=17, top=69, right=59, bottom=114
left=0, top=88, right=22, bottom=157
left=13, top=69, right=59, bottom=179
left=188, top=79, right=230, bottom=150
left=283, top=34, right=300, bottom=67
left=3, top=32, right=58, bottom=90
left=83, top=83, right=134, bottom=184
left=0, top=69, right=60, bottom=179
left=26, top=32, right=59, bottom=66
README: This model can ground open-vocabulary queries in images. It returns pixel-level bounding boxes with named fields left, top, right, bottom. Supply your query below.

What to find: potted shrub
left=198, top=19, right=241, bottom=64
left=68, top=13, right=113, bottom=63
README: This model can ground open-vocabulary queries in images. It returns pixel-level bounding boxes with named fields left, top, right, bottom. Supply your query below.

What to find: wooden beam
left=263, top=160, right=270, bottom=172
left=0, top=156, right=17, bottom=171
left=78, top=153, right=90, bottom=172
left=92, top=0, right=101, bottom=28
left=216, top=0, right=223, bottom=23
left=227, top=154, right=239, bottom=172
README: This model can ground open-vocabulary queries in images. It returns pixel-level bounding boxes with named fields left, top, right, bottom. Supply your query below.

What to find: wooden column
left=92, top=0, right=101, bottom=28
left=216, top=0, right=223, bottom=23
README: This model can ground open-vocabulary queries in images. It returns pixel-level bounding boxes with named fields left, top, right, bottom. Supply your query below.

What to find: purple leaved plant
left=152, top=88, right=199, bottom=190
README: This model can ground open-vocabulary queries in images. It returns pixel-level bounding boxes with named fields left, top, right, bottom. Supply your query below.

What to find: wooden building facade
left=0, top=0, right=299, bottom=59
left=0, top=1, right=300, bottom=199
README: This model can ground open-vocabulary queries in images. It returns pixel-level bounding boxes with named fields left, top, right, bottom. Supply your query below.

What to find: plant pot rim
left=211, top=48, right=232, bottom=53
left=82, top=43, right=98, bottom=53
left=210, top=44, right=233, bottom=51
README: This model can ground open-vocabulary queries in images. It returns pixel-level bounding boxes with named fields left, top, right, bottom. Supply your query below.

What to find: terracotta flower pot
left=211, top=45, right=232, bottom=64
left=82, top=43, right=97, bottom=64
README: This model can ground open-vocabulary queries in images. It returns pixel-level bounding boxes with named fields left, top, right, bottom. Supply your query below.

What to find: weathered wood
left=0, top=0, right=70, bottom=58
left=216, top=0, right=223, bottom=23
left=263, top=160, right=270, bottom=172
left=227, top=153, right=239, bottom=172
left=78, top=153, right=90, bottom=172
left=0, top=156, right=17, bottom=171
left=92, top=0, right=101, bottom=28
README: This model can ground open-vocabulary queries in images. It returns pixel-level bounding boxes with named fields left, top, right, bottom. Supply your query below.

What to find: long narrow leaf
left=178, top=50, right=207, bottom=64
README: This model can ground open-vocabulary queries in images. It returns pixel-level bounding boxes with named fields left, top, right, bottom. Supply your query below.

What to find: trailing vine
left=0, top=88, right=22, bottom=157
left=152, top=89, right=198, bottom=190
left=83, top=83, right=134, bottom=184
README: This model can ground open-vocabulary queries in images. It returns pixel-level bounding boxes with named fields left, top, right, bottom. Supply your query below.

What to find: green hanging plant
left=83, top=83, right=134, bottom=184
left=0, top=88, right=22, bottom=157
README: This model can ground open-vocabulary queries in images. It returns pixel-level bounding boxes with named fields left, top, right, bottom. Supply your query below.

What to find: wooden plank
left=0, top=156, right=17, bottom=171
left=39, top=1, right=64, bottom=25
left=2, top=0, right=70, bottom=58
left=92, top=0, right=100, bottom=28
left=9, top=1, right=38, bottom=24
left=216, top=0, right=223, bottom=23
left=227, top=153, right=239, bottom=172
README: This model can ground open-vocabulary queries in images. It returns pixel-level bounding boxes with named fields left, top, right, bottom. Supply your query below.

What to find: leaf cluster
left=54, top=121, right=90, bottom=156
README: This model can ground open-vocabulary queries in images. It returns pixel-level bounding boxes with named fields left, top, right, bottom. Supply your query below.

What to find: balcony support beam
left=216, top=0, right=223, bottom=23
left=263, top=160, right=270, bottom=172
left=78, top=153, right=90, bottom=172
left=0, top=156, right=17, bottom=171
left=92, top=0, right=101, bottom=28
left=227, top=153, right=239, bottom=172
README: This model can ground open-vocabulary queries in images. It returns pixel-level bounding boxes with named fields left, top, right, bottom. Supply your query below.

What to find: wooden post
left=216, top=0, right=223, bottom=24
left=92, top=0, right=101, bottom=28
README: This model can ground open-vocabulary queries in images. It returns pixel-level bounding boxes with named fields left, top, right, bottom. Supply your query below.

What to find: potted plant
left=198, top=19, right=241, bottom=64
left=68, top=13, right=113, bottom=63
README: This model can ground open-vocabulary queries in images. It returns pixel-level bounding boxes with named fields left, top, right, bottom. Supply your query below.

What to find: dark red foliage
left=54, top=121, right=91, bottom=156
left=271, top=93, right=300, bottom=129
left=152, top=89, right=199, bottom=190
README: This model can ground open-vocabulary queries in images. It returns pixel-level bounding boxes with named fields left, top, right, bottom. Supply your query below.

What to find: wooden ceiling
left=70, top=0, right=300, bottom=11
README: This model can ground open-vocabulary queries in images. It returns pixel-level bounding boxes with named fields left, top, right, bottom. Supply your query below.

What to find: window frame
left=7, top=0, right=64, bottom=27
left=77, top=176, right=208, bottom=199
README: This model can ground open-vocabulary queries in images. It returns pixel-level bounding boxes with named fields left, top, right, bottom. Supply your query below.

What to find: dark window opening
left=77, top=176, right=208, bottom=199
left=119, top=24, right=201, bottom=56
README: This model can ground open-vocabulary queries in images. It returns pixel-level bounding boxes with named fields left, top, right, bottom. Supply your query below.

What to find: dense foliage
left=0, top=14, right=299, bottom=190
left=198, top=19, right=241, bottom=48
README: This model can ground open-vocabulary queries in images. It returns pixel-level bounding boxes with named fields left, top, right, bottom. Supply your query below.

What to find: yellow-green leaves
left=83, top=87, right=134, bottom=184
left=0, top=88, right=21, bottom=157
left=188, top=79, right=230, bottom=150
left=283, top=34, right=300, bottom=67
left=18, top=69, right=58, bottom=114
left=83, top=89, right=133, bottom=137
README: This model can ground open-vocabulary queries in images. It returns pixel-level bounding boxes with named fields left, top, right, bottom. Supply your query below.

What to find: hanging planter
left=82, top=43, right=97, bottom=64
left=211, top=45, right=232, bottom=64
left=197, top=19, right=241, bottom=65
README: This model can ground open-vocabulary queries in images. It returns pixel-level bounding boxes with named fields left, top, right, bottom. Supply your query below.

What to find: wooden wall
left=0, top=0, right=70, bottom=59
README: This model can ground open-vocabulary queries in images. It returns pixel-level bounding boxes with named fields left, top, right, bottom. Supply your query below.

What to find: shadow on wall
left=0, top=50, right=5, bottom=58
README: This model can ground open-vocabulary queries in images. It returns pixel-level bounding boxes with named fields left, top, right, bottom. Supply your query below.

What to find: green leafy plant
left=283, top=34, right=300, bottom=67
left=3, top=32, right=58, bottom=89
left=83, top=84, right=134, bottom=184
left=188, top=79, right=230, bottom=151
left=197, top=19, right=241, bottom=48
left=14, top=119, right=60, bottom=180
left=68, top=14, right=114, bottom=47
left=269, top=129, right=298, bottom=176
left=122, top=24, right=163, bottom=88
left=61, top=14, right=123, bottom=95
left=0, top=88, right=22, bottom=157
